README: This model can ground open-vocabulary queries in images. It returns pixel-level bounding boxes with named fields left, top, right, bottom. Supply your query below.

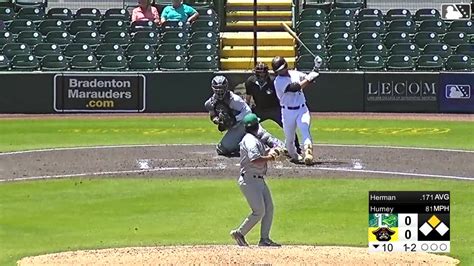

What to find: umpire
left=245, top=62, right=301, bottom=154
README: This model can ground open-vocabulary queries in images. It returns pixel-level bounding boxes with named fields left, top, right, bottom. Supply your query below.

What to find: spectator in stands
left=161, top=0, right=199, bottom=24
left=132, top=0, right=161, bottom=25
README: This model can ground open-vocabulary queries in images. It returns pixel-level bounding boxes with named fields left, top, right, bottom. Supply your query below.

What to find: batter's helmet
left=272, top=56, right=288, bottom=73
left=211, top=75, right=229, bottom=100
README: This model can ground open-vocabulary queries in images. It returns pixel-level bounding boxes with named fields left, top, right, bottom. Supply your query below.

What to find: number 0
left=405, top=216, right=411, bottom=225
left=405, top=230, right=411, bottom=239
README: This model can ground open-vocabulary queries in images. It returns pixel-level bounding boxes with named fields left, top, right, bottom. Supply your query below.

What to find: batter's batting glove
left=305, top=71, right=319, bottom=82
left=314, top=56, right=323, bottom=69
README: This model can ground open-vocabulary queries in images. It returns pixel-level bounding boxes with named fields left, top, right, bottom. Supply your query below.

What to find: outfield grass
left=0, top=117, right=473, bottom=151
left=0, top=178, right=472, bottom=266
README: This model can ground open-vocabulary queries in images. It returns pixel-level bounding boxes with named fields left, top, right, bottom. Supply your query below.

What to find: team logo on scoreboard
left=372, top=227, right=396, bottom=241
left=368, top=214, right=399, bottom=242
left=419, top=215, right=450, bottom=237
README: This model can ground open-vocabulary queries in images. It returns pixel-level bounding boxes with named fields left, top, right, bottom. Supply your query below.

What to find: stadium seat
left=328, top=55, right=356, bottom=70
left=74, top=8, right=101, bottom=21
left=16, top=7, right=44, bottom=21
left=298, top=31, right=324, bottom=44
left=390, top=43, right=420, bottom=57
left=70, top=54, right=99, bottom=71
left=449, top=20, right=473, bottom=35
left=0, top=7, right=15, bottom=21
left=157, top=43, right=186, bottom=56
left=355, top=32, right=381, bottom=48
left=126, top=43, right=155, bottom=57
left=384, top=32, right=411, bottom=49
left=329, top=8, right=356, bottom=21
left=190, top=31, right=218, bottom=45
left=99, top=19, right=128, bottom=35
left=129, top=54, right=158, bottom=70
left=131, top=21, right=159, bottom=33
left=159, top=54, right=186, bottom=70
left=358, top=55, right=385, bottom=70
left=0, top=54, right=10, bottom=70
left=95, top=43, right=124, bottom=58
left=63, top=43, right=93, bottom=58
left=388, top=19, right=416, bottom=34
left=74, top=31, right=101, bottom=46
left=455, top=44, right=474, bottom=57
left=191, top=20, right=218, bottom=32
left=359, top=43, right=388, bottom=57
left=16, top=30, right=43, bottom=46
left=326, top=32, right=354, bottom=45
left=100, top=54, right=127, bottom=71
left=8, top=19, right=36, bottom=34
left=11, top=54, right=39, bottom=70
left=328, top=20, right=356, bottom=34
left=358, top=20, right=386, bottom=34
left=103, top=8, right=130, bottom=21
left=443, top=32, right=468, bottom=47
left=46, top=8, right=73, bottom=21
left=196, top=8, right=218, bottom=21
left=161, top=20, right=187, bottom=31
left=419, top=19, right=447, bottom=34
left=414, top=32, right=439, bottom=48
left=329, top=43, right=357, bottom=56
left=188, top=43, right=218, bottom=56
left=296, top=54, right=326, bottom=71
left=41, top=54, right=69, bottom=71
left=334, top=0, right=364, bottom=9
left=423, top=43, right=452, bottom=58
left=33, top=43, right=62, bottom=58
left=161, top=31, right=189, bottom=45
left=416, top=54, right=444, bottom=70
left=0, top=31, right=13, bottom=46
left=297, top=20, right=325, bottom=34
left=386, top=55, right=415, bottom=70
left=356, top=9, right=383, bottom=21
left=12, top=0, right=46, bottom=11
left=68, top=19, right=97, bottom=35
left=38, top=19, right=67, bottom=35
left=414, top=8, right=441, bottom=22
left=445, top=55, right=471, bottom=71
left=103, top=31, right=131, bottom=47
left=385, top=9, right=412, bottom=22
left=132, top=31, right=160, bottom=46
left=2, top=43, right=31, bottom=58
left=299, top=8, right=327, bottom=22
left=45, top=31, right=73, bottom=47
left=187, top=55, right=218, bottom=70
left=298, top=43, right=327, bottom=57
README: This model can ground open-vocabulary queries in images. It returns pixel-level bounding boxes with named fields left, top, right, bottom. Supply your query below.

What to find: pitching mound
left=18, top=245, right=459, bottom=265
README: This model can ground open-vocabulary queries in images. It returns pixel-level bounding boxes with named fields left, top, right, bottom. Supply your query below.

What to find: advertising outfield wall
left=0, top=71, right=472, bottom=113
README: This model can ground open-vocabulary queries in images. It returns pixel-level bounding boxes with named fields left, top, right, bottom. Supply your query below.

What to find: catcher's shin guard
left=304, top=144, right=313, bottom=165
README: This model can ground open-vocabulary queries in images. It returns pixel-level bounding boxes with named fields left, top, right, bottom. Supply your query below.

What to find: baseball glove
left=268, top=147, right=285, bottom=160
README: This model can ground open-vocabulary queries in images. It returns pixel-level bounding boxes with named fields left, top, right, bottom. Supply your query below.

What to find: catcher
left=204, top=75, right=284, bottom=157
left=230, top=113, right=282, bottom=247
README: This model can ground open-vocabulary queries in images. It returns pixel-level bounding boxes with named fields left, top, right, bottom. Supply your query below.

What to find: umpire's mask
left=211, top=75, right=229, bottom=101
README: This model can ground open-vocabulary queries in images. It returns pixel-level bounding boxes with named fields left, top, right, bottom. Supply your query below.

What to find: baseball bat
left=281, top=22, right=317, bottom=58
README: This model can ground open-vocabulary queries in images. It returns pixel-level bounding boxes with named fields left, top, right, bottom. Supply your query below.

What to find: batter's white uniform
left=274, top=70, right=313, bottom=159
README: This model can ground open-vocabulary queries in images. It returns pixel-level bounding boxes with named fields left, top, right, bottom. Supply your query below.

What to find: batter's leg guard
left=304, top=144, right=313, bottom=165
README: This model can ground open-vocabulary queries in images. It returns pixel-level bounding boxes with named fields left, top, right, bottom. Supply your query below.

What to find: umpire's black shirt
left=245, top=76, right=280, bottom=110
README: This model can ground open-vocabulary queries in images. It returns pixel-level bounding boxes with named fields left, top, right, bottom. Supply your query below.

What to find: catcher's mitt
left=213, top=100, right=236, bottom=132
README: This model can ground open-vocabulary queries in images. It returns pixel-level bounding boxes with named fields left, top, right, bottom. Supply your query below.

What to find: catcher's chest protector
left=213, top=98, right=234, bottom=116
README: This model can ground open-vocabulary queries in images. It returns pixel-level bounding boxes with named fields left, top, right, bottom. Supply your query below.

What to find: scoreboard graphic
left=369, top=191, right=450, bottom=252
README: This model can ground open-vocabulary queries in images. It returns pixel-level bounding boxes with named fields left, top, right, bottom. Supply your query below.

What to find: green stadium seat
left=326, top=32, right=354, bottom=45
left=299, top=8, right=327, bottom=22
left=445, top=55, right=471, bottom=71
left=190, top=31, right=218, bottom=45
left=63, top=43, right=93, bottom=58
left=187, top=55, right=218, bottom=70
left=131, top=21, right=159, bottom=33
left=38, top=19, right=67, bottom=35
left=16, top=30, right=43, bottom=46
left=100, top=54, right=127, bottom=71
left=74, top=8, right=101, bottom=21
left=33, top=43, right=62, bottom=58
left=390, top=43, right=420, bottom=57
left=103, top=31, right=131, bottom=47
left=329, top=43, right=357, bottom=56
left=334, top=0, right=364, bottom=9
left=99, top=19, right=128, bottom=35
left=328, top=20, right=356, bottom=34
left=2, top=43, right=31, bottom=58
left=388, top=19, right=416, bottom=34
left=132, top=31, right=160, bottom=46
left=358, top=55, right=385, bottom=70
left=416, top=54, right=444, bottom=70
left=8, top=19, right=36, bottom=34
left=188, top=43, right=218, bottom=56
left=298, top=31, right=324, bottom=44
left=356, top=9, right=383, bottom=21
left=70, top=54, right=99, bottom=71
left=95, top=43, right=124, bottom=58
left=16, top=7, right=44, bottom=21
left=355, top=32, right=381, bottom=48
left=298, top=43, right=327, bottom=57
left=385, top=9, right=412, bottom=22
left=45, top=31, right=72, bottom=47
left=0, top=7, right=15, bottom=21
left=126, top=43, right=155, bottom=57
left=359, top=43, right=388, bottom=57
left=455, top=44, right=474, bottom=57
left=328, top=55, right=356, bottom=70
left=103, top=8, right=130, bottom=21
left=191, top=20, right=218, bottom=32
left=414, top=8, right=441, bottom=22
left=297, top=20, right=325, bottom=34
left=443, top=32, right=468, bottom=47
left=358, top=20, right=386, bottom=34
left=414, top=32, right=439, bottom=48
left=296, top=54, right=326, bottom=71
left=386, top=55, right=415, bottom=70
left=0, top=54, right=10, bottom=70
left=196, top=8, right=218, bottom=21
left=161, top=31, right=189, bottom=45
left=46, top=8, right=73, bottom=21
left=159, top=54, right=186, bottom=70
left=13, top=0, right=46, bottom=11
left=384, top=31, right=411, bottom=49
left=74, top=31, right=101, bottom=46
left=129, top=54, right=158, bottom=70
left=423, top=43, right=452, bottom=58
left=329, top=8, right=356, bottom=21
left=157, top=43, right=186, bottom=56
left=419, top=19, right=446, bottom=34
left=11, top=54, right=39, bottom=70
left=41, top=54, right=69, bottom=71
left=449, top=20, right=473, bottom=36
left=0, top=30, right=13, bottom=46
left=68, top=19, right=97, bottom=35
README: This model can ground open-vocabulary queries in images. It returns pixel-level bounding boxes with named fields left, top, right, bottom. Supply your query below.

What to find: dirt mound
left=18, top=245, right=459, bottom=265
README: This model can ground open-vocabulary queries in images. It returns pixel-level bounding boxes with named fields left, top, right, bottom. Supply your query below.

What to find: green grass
left=0, top=178, right=472, bottom=266
left=0, top=117, right=473, bottom=152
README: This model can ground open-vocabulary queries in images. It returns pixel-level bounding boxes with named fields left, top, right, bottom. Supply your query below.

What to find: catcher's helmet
left=272, top=56, right=288, bottom=73
left=211, top=75, right=229, bottom=100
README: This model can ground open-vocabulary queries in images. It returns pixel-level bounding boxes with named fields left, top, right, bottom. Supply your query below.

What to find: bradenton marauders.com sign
left=54, top=74, right=146, bottom=112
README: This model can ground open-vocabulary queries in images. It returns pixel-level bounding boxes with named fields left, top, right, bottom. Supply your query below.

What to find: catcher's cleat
left=230, top=230, right=249, bottom=246
left=304, top=144, right=313, bottom=166
left=258, top=238, right=281, bottom=247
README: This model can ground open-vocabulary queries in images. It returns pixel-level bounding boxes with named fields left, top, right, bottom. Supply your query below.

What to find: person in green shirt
left=160, top=0, right=199, bottom=24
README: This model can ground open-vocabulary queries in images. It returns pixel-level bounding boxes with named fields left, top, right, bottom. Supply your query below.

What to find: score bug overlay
left=368, top=191, right=450, bottom=253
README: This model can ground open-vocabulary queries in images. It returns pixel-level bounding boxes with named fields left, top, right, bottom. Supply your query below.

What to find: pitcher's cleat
left=259, top=238, right=281, bottom=247
left=230, top=230, right=249, bottom=246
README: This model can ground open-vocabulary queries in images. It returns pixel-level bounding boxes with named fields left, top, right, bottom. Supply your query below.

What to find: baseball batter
left=272, top=56, right=321, bottom=165
left=230, top=113, right=282, bottom=247
left=204, top=75, right=284, bottom=156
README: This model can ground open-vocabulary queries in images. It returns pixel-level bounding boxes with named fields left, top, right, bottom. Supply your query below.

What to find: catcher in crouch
left=204, top=75, right=284, bottom=157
